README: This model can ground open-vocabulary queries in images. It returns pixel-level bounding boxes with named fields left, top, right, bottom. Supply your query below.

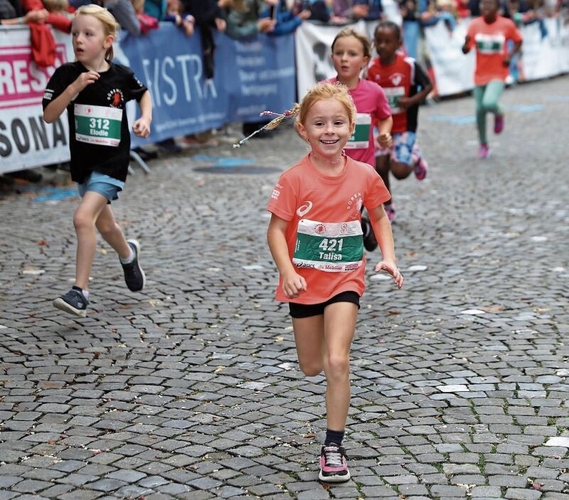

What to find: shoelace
left=323, top=446, right=343, bottom=467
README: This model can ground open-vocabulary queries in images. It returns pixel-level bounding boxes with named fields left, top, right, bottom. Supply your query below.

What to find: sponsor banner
left=0, top=27, right=73, bottom=172
left=0, top=24, right=296, bottom=174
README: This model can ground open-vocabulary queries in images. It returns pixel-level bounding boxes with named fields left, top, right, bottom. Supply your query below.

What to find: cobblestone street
left=1, top=75, right=568, bottom=500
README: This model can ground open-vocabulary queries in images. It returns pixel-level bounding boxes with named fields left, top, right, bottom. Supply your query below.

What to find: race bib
left=293, top=219, right=364, bottom=272
left=383, top=87, right=406, bottom=114
left=344, top=113, right=370, bottom=149
left=475, top=33, right=505, bottom=54
left=74, top=104, right=123, bottom=147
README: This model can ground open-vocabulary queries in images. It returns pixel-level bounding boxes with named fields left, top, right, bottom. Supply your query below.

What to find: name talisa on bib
left=293, top=219, right=364, bottom=272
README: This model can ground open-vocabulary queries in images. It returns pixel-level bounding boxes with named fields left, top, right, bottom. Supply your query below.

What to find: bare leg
left=73, top=192, right=109, bottom=290
left=95, top=204, right=131, bottom=260
left=322, top=302, right=357, bottom=431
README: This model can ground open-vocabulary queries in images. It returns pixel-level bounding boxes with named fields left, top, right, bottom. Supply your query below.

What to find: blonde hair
left=295, top=82, right=356, bottom=132
left=74, top=5, right=119, bottom=60
left=331, top=27, right=372, bottom=59
left=233, top=82, right=356, bottom=148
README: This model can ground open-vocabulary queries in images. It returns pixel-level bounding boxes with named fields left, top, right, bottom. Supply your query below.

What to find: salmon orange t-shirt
left=267, top=154, right=391, bottom=304
left=466, top=16, right=523, bottom=86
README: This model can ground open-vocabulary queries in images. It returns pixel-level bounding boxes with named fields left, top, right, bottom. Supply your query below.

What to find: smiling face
left=72, top=13, right=113, bottom=67
left=297, top=97, right=355, bottom=161
left=331, top=35, right=369, bottom=88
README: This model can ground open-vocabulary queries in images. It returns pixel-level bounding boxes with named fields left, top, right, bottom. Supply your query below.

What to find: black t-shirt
left=42, top=61, right=148, bottom=184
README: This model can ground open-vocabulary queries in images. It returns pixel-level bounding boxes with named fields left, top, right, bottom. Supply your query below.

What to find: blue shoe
left=53, top=288, right=89, bottom=317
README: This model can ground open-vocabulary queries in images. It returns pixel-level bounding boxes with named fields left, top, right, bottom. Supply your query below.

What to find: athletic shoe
left=494, top=114, right=505, bottom=134
left=121, top=240, right=146, bottom=292
left=414, top=156, right=428, bottom=181
left=53, top=288, right=89, bottom=317
left=319, top=443, right=350, bottom=483
left=477, top=144, right=491, bottom=159
left=361, top=216, right=378, bottom=252
left=385, top=204, right=396, bottom=222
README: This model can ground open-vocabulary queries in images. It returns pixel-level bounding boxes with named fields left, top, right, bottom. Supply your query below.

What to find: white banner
left=0, top=27, right=74, bottom=173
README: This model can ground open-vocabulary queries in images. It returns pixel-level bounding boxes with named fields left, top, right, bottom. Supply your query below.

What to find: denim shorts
left=78, top=172, right=125, bottom=202
left=375, top=131, right=417, bottom=166
left=289, top=291, right=360, bottom=319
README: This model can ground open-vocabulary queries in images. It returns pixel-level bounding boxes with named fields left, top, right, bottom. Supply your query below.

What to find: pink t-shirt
left=466, top=16, right=523, bottom=86
left=267, top=154, right=390, bottom=304
left=327, top=78, right=392, bottom=167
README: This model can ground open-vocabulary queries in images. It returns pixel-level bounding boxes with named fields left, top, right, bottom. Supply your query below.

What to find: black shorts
left=289, top=291, right=360, bottom=319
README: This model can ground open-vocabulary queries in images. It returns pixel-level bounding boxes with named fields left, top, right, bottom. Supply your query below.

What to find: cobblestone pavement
left=1, top=75, right=568, bottom=500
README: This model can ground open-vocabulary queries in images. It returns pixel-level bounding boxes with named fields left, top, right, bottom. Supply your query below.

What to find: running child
left=266, top=82, right=404, bottom=483
left=327, top=27, right=393, bottom=251
left=462, top=0, right=522, bottom=159
left=367, top=20, right=433, bottom=222
left=42, top=4, right=152, bottom=317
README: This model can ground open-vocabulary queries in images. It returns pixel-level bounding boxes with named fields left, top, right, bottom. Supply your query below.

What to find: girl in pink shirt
left=267, top=82, right=403, bottom=483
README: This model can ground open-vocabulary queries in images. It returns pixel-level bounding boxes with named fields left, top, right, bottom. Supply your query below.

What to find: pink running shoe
left=494, top=114, right=505, bottom=134
left=414, top=156, right=428, bottom=181
left=477, top=144, right=491, bottom=159
left=318, top=443, right=350, bottom=483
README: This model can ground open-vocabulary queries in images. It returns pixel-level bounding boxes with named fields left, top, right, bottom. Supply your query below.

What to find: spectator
left=67, top=0, right=142, bottom=36
left=261, top=0, right=310, bottom=35
left=0, top=0, right=48, bottom=24
left=181, top=0, right=226, bottom=79
left=223, top=0, right=276, bottom=138
left=22, top=0, right=72, bottom=31
left=163, top=0, right=194, bottom=35
left=353, top=0, right=384, bottom=20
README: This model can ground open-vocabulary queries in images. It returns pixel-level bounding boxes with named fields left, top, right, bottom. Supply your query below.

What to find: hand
left=183, top=16, right=195, bottom=36
left=503, top=54, right=512, bottom=67
left=397, top=97, right=411, bottom=110
left=215, top=17, right=226, bottom=31
left=132, top=118, right=151, bottom=138
left=375, top=260, right=403, bottom=289
left=377, top=132, right=392, bottom=149
left=73, top=71, right=100, bottom=93
left=24, top=8, right=48, bottom=24
left=281, top=272, right=307, bottom=299
left=258, top=18, right=275, bottom=32
left=299, top=9, right=311, bottom=20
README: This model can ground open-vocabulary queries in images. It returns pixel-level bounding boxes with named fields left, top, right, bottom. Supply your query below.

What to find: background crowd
left=0, top=0, right=567, bottom=181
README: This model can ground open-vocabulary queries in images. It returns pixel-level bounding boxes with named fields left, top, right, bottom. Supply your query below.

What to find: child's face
left=331, top=35, right=369, bottom=82
left=374, top=27, right=400, bottom=61
left=297, top=98, right=354, bottom=159
left=480, top=0, right=499, bottom=17
left=72, top=14, right=113, bottom=64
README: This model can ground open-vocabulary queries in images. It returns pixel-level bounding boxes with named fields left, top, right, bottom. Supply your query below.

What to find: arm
left=462, top=33, right=471, bottom=53
left=398, top=62, right=433, bottom=109
left=43, top=71, right=100, bottom=123
left=367, top=204, right=404, bottom=288
left=132, top=90, right=152, bottom=138
left=267, top=214, right=307, bottom=299
left=376, top=115, right=393, bottom=149
left=503, top=39, right=522, bottom=66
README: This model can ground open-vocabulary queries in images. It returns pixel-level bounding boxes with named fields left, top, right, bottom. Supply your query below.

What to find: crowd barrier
left=1, top=14, right=568, bottom=175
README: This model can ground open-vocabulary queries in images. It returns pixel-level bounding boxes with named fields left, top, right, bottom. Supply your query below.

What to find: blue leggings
left=474, top=80, right=505, bottom=145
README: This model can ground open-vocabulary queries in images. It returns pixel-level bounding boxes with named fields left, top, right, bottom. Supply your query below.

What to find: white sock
left=120, top=248, right=135, bottom=264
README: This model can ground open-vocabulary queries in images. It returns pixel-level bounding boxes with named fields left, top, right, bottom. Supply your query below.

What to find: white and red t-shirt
left=465, top=15, right=523, bottom=86
left=267, top=154, right=391, bottom=304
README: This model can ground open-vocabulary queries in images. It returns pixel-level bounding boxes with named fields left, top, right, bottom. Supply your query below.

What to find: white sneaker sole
left=53, top=297, right=87, bottom=317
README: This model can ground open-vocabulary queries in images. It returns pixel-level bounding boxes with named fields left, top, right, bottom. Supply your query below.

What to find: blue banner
left=118, top=25, right=296, bottom=147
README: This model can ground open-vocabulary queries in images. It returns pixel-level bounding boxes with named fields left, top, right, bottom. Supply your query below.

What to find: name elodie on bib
left=75, top=104, right=123, bottom=147
left=293, top=219, right=364, bottom=272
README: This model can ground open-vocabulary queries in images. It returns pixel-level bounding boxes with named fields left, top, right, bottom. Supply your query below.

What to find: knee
left=324, top=353, right=350, bottom=378
left=73, top=211, right=92, bottom=232
left=391, top=162, right=411, bottom=179
left=298, top=360, right=323, bottom=377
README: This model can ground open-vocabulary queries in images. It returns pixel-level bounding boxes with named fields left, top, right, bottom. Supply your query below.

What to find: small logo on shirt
left=297, top=201, right=313, bottom=217
left=107, top=89, right=124, bottom=108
